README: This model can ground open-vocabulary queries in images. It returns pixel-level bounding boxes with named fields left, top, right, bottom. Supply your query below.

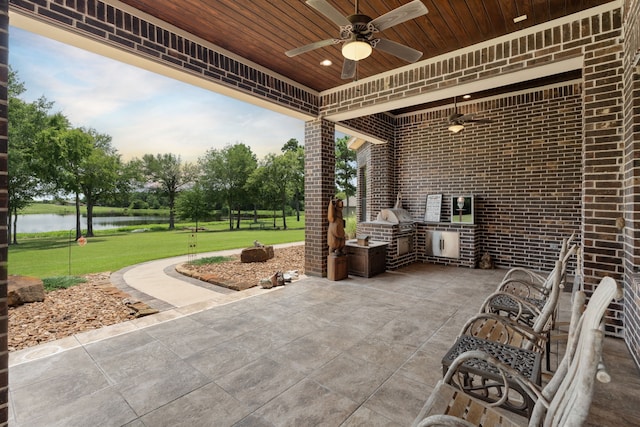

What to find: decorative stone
left=260, top=278, right=273, bottom=289
left=270, top=271, right=285, bottom=287
left=240, top=245, right=274, bottom=263
left=8, top=275, right=45, bottom=307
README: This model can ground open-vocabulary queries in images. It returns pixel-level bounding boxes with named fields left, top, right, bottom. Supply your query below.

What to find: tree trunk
left=12, top=214, right=17, bottom=244
left=86, top=200, right=94, bottom=237
left=281, top=195, right=287, bottom=230
left=236, top=207, right=241, bottom=229
left=253, top=206, right=258, bottom=223
left=295, top=193, right=300, bottom=222
left=75, top=192, right=82, bottom=240
left=228, top=202, right=233, bottom=230
left=168, top=191, right=175, bottom=230
left=8, top=207, right=14, bottom=245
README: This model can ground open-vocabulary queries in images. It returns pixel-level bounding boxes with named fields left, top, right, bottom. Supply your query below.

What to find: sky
left=8, top=27, right=306, bottom=162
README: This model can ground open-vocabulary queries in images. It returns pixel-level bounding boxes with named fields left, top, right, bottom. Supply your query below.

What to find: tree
left=7, top=68, right=55, bottom=244
left=34, top=121, right=94, bottom=240
left=176, top=182, right=211, bottom=228
left=78, top=129, right=127, bottom=237
left=335, top=136, right=356, bottom=210
left=199, top=143, right=257, bottom=230
left=281, top=138, right=301, bottom=153
left=142, top=153, right=197, bottom=230
left=282, top=138, right=305, bottom=221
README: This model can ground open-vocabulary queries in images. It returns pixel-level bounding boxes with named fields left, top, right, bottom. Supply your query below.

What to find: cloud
left=9, top=27, right=305, bottom=162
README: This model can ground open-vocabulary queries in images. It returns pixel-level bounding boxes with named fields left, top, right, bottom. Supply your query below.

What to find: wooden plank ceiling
left=119, top=0, right=610, bottom=94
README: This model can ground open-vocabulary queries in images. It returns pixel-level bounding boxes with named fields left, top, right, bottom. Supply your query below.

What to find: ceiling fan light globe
left=342, top=40, right=372, bottom=61
left=448, top=124, right=465, bottom=133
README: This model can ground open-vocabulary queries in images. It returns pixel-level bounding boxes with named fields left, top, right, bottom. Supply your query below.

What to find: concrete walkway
left=113, top=241, right=305, bottom=309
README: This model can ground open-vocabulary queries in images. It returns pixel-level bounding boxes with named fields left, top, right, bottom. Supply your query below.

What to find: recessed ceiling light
left=463, top=94, right=471, bottom=99
left=320, top=59, right=332, bottom=66
left=513, top=15, right=527, bottom=23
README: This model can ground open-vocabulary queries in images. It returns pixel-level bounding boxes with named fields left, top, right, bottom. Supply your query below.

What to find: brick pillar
left=622, top=2, right=640, bottom=367
left=581, top=8, right=625, bottom=337
left=0, top=2, right=8, bottom=425
left=369, top=141, right=395, bottom=220
left=304, top=119, right=335, bottom=277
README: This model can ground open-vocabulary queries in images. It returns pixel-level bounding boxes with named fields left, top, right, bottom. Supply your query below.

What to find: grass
left=188, top=256, right=234, bottom=266
left=9, top=216, right=305, bottom=278
left=42, top=276, right=87, bottom=292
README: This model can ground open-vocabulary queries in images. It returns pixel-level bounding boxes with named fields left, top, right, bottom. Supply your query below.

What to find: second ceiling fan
left=285, top=0, right=429, bottom=79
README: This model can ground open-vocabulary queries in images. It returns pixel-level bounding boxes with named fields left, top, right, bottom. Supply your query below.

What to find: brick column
left=304, top=119, right=335, bottom=277
left=0, top=2, right=8, bottom=425
left=581, top=9, right=625, bottom=337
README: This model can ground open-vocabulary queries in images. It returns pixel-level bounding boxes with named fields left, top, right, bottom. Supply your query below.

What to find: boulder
left=8, top=275, right=45, bottom=307
left=241, top=245, right=274, bottom=263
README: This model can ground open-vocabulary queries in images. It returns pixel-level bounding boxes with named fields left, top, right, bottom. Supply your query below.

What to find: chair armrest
left=414, top=414, right=477, bottom=427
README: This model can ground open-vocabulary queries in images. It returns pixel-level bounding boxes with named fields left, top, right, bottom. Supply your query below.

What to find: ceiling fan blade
left=306, top=0, right=351, bottom=27
left=370, top=0, right=428, bottom=32
left=341, top=59, right=356, bottom=79
left=285, top=38, right=340, bottom=57
left=374, top=38, right=423, bottom=63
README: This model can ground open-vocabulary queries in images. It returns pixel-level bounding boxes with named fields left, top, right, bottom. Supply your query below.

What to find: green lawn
left=9, top=217, right=305, bottom=278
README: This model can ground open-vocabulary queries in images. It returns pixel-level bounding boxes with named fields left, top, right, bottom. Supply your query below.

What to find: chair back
left=530, top=260, right=562, bottom=334
left=529, top=277, right=621, bottom=426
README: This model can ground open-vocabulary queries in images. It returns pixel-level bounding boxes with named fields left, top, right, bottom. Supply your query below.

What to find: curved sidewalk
left=111, top=241, right=305, bottom=309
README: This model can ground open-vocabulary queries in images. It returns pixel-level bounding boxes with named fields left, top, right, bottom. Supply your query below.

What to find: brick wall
left=9, top=0, right=318, bottom=118
left=391, top=85, right=583, bottom=271
left=622, top=0, right=640, bottom=369
left=0, top=2, right=8, bottom=425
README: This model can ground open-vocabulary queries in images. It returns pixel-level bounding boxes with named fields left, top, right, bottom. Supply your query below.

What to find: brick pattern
left=392, top=86, right=583, bottom=270
left=622, top=0, right=640, bottom=369
left=304, top=119, right=335, bottom=277
left=0, top=2, right=8, bottom=425
left=9, top=0, right=318, bottom=117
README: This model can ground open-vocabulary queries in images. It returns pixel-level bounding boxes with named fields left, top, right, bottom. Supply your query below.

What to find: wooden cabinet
left=345, top=240, right=388, bottom=278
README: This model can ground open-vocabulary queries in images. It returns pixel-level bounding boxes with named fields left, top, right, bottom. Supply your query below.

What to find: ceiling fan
left=285, top=0, right=429, bottom=79
left=448, top=97, right=493, bottom=133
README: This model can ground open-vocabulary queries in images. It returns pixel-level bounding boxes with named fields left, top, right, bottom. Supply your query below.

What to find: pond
left=14, top=214, right=170, bottom=233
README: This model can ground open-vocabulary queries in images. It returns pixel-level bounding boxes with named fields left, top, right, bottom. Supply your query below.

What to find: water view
left=15, top=214, right=169, bottom=233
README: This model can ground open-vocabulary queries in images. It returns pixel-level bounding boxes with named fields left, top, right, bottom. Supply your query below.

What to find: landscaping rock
left=8, top=275, right=45, bottom=307
left=240, top=245, right=274, bottom=263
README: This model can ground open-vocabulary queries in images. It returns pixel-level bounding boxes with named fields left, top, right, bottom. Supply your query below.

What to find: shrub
left=345, top=215, right=356, bottom=239
left=43, top=276, right=87, bottom=292
left=188, top=256, right=234, bottom=266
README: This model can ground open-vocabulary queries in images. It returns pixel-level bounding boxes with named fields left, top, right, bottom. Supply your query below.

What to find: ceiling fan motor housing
left=341, top=14, right=375, bottom=40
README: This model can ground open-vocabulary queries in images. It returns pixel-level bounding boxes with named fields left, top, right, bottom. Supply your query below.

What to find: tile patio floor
left=8, top=263, right=640, bottom=426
